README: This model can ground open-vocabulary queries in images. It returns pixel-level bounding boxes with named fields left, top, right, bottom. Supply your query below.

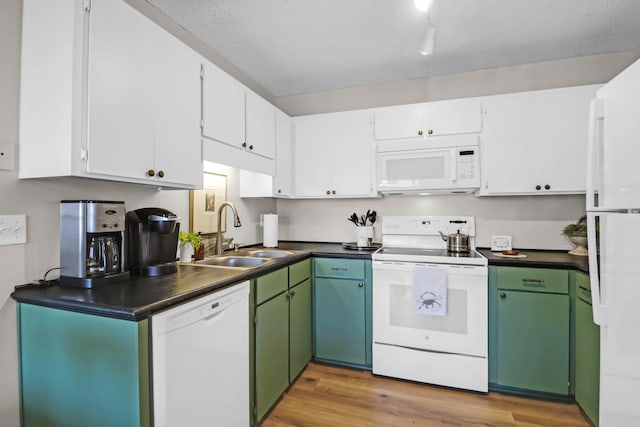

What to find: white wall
left=276, top=194, right=584, bottom=250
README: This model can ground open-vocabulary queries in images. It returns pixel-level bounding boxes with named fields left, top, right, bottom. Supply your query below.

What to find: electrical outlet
left=0, top=215, right=27, bottom=245
left=0, top=141, right=15, bottom=171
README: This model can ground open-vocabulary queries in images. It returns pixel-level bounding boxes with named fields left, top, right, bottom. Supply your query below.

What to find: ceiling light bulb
left=414, top=0, right=434, bottom=12
left=419, top=27, right=436, bottom=55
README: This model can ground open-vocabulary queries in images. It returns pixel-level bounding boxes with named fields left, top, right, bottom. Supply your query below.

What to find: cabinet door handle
left=427, top=129, right=433, bottom=135
left=326, top=190, right=331, bottom=195
left=147, top=169, right=155, bottom=177
left=157, top=170, right=165, bottom=178
left=535, top=185, right=542, bottom=190
left=418, top=129, right=423, bottom=136
left=499, top=292, right=506, bottom=299
left=249, top=144, right=254, bottom=150
left=290, top=290, right=295, bottom=297
left=544, top=184, right=551, bottom=190
left=242, top=142, right=247, bottom=148
left=358, top=282, right=364, bottom=288
left=332, top=190, right=336, bottom=195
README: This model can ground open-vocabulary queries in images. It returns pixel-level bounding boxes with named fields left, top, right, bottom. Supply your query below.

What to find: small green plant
left=178, top=231, right=203, bottom=250
left=562, top=216, right=587, bottom=237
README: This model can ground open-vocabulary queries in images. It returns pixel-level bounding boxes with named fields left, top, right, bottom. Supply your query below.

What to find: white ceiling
left=146, top=0, right=640, bottom=97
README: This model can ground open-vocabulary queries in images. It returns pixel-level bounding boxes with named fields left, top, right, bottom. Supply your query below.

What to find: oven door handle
left=373, top=261, right=439, bottom=271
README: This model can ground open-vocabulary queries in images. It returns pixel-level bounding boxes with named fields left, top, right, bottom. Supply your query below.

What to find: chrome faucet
left=216, top=201, right=242, bottom=255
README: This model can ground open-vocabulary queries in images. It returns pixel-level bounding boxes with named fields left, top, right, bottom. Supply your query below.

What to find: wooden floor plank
left=262, top=362, right=590, bottom=427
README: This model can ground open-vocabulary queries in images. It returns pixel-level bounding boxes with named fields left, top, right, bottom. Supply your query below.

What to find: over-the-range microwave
left=377, top=134, right=481, bottom=195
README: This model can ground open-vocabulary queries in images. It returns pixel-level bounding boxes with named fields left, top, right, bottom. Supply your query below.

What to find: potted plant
left=178, top=231, right=203, bottom=262
left=561, top=216, right=588, bottom=256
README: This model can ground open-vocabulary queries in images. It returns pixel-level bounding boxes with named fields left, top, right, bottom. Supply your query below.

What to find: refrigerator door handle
left=586, top=98, right=605, bottom=210
left=587, top=212, right=608, bottom=326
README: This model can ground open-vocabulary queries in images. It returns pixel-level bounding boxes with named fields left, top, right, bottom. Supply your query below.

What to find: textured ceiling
left=146, top=0, right=640, bottom=97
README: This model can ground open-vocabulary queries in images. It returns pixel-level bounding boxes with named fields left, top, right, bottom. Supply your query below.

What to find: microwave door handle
left=451, top=151, right=457, bottom=182
left=586, top=98, right=604, bottom=210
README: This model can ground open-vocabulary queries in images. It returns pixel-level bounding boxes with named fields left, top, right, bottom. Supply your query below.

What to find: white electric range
left=371, top=215, right=488, bottom=392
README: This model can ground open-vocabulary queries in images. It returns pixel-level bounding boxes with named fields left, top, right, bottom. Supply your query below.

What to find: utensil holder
left=356, top=226, right=374, bottom=247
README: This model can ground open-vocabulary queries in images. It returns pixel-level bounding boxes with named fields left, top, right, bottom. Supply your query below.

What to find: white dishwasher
left=151, top=281, right=249, bottom=427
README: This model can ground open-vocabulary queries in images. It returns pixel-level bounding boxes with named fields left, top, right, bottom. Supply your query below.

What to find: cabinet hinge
left=80, top=149, right=88, bottom=161
left=200, top=64, right=204, bottom=79
left=82, top=0, right=91, bottom=12
left=200, top=119, right=204, bottom=130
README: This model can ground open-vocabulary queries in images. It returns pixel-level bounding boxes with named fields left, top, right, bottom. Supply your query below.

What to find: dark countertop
left=478, top=248, right=589, bottom=273
left=11, top=241, right=376, bottom=321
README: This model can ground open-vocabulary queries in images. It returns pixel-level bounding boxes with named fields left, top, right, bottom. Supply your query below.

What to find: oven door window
left=373, top=262, right=487, bottom=357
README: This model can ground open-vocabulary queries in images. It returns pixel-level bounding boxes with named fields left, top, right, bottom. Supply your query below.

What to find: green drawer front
left=496, top=267, right=568, bottom=294
left=289, top=259, right=312, bottom=287
left=255, top=267, right=288, bottom=305
left=576, top=272, right=592, bottom=304
left=314, top=258, right=365, bottom=280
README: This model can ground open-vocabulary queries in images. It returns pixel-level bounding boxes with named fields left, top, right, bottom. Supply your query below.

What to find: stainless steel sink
left=195, top=256, right=268, bottom=268
left=246, top=250, right=294, bottom=259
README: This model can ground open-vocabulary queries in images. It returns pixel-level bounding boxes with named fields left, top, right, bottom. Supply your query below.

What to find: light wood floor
left=262, top=362, right=591, bottom=427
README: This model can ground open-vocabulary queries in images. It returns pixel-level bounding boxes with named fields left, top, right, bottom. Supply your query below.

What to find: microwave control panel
left=456, top=148, right=479, bottom=184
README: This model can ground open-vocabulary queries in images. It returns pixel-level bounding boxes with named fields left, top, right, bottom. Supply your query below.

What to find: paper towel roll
left=263, top=214, right=278, bottom=247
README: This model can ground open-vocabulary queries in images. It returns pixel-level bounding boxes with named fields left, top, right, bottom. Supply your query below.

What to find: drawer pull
left=330, top=267, right=348, bottom=271
left=499, top=292, right=506, bottom=299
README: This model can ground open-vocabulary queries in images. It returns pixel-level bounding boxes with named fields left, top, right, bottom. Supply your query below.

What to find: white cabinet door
left=293, top=115, right=332, bottom=197
left=327, top=110, right=374, bottom=197
left=374, top=104, right=424, bottom=140
left=202, top=62, right=245, bottom=149
left=479, top=85, right=599, bottom=195
left=374, top=99, right=482, bottom=140
left=293, top=110, right=375, bottom=198
left=246, top=91, right=276, bottom=159
left=153, top=24, right=202, bottom=188
left=86, top=0, right=201, bottom=188
left=274, top=110, right=292, bottom=197
left=86, top=0, right=156, bottom=180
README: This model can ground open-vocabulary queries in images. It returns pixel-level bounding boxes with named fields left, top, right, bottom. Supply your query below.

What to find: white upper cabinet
left=274, top=109, right=293, bottom=197
left=86, top=0, right=202, bottom=187
left=478, top=85, right=600, bottom=196
left=293, top=110, right=376, bottom=198
left=245, top=91, right=276, bottom=159
left=201, top=63, right=277, bottom=177
left=19, top=0, right=202, bottom=188
left=374, top=98, right=483, bottom=140
left=201, top=62, right=246, bottom=149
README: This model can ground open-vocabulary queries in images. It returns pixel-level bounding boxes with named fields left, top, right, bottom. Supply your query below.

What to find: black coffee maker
left=126, top=207, right=180, bottom=276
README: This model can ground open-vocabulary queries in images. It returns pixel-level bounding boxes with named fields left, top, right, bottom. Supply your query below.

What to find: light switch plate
left=491, top=235, right=512, bottom=251
left=0, top=141, right=15, bottom=171
left=0, top=215, right=27, bottom=245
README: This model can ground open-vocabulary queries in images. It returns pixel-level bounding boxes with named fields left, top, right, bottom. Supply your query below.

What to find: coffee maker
left=60, top=200, right=129, bottom=288
left=126, top=207, right=180, bottom=276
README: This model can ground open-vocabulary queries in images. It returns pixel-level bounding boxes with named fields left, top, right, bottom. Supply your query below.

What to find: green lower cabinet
left=252, top=259, right=313, bottom=424
left=575, top=272, right=600, bottom=426
left=313, top=258, right=372, bottom=369
left=490, top=266, right=571, bottom=397
left=18, top=303, right=150, bottom=427
left=497, top=290, right=570, bottom=394
left=289, top=278, right=312, bottom=381
left=255, top=290, right=290, bottom=422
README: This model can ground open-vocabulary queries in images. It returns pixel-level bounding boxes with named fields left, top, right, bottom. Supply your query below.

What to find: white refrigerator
left=586, top=57, right=640, bottom=427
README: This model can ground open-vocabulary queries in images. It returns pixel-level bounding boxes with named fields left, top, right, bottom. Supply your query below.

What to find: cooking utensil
left=368, top=210, right=377, bottom=225
left=438, top=230, right=470, bottom=252
left=360, top=215, right=366, bottom=226
left=347, top=216, right=359, bottom=226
